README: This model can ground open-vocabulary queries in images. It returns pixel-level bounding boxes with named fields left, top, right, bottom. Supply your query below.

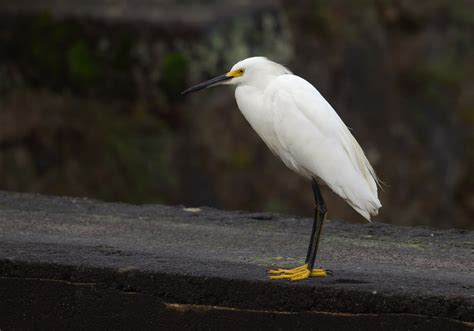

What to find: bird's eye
left=238, top=69, right=245, bottom=74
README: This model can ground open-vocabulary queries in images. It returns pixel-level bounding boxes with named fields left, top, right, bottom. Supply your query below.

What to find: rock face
left=0, top=0, right=473, bottom=229
left=0, top=191, right=473, bottom=329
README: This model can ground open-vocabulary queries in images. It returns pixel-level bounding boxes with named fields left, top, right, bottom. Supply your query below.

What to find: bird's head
left=181, top=57, right=290, bottom=95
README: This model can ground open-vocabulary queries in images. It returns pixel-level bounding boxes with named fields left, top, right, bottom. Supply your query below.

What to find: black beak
left=181, top=74, right=232, bottom=95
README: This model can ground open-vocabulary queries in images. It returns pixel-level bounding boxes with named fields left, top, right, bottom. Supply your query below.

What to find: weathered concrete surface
left=0, top=191, right=473, bottom=329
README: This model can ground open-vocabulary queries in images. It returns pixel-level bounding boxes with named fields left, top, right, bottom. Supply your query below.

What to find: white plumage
left=183, top=56, right=381, bottom=220
left=182, top=56, right=383, bottom=281
left=231, top=57, right=381, bottom=221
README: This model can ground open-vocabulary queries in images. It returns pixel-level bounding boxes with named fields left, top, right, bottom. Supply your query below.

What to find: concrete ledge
left=0, top=191, right=473, bottom=329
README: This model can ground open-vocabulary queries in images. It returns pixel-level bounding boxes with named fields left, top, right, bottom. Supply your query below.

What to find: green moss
left=67, top=40, right=102, bottom=82
left=447, top=1, right=474, bottom=25
left=231, top=149, right=250, bottom=170
left=265, top=199, right=290, bottom=214
left=27, top=13, right=105, bottom=86
left=311, top=0, right=331, bottom=35
left=0, top=90, right=177, bottom=204
left=416, top=60, right=465, bottom=89
left=461, top=106, right=474, bottom=125
left=2, top=150, right=36, bottom=190
left=30, top=12, right=75, bottom=73
left=160, top=52, right=188, bottom=101
left=111, top=34, right=132, bottom=69
left=397, top=241, right=426, bottom=249
left=86, top=106, right=175, bottom=203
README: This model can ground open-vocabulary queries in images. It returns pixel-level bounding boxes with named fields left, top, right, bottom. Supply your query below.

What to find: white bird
left=182, top=56, right=381, bottom=281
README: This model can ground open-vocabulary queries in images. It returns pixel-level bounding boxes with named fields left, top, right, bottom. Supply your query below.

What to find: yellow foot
left=269, top=267, right=327, bottom=281
left=268, top=263, right=308, bottom=275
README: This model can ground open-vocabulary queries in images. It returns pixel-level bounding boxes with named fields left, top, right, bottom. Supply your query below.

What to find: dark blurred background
left=0, top=0, right=472, bottom=229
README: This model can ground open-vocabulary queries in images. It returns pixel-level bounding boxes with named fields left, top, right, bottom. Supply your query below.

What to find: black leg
left=268, top=179, right=328, bottom=280
left=304, top=179, right=322, bottom=263
left=304, top=191, right=318, bottom=263
left=306, top=179, right=327, bottom=270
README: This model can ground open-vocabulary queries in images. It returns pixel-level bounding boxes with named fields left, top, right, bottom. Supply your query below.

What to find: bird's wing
left=266, top=75, right=381, bottom=220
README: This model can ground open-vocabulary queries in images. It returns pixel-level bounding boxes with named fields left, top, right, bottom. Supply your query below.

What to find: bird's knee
left=315, top=204, right=327, bottom=215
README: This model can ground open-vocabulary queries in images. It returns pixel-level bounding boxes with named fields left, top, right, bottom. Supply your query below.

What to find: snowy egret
left=182, top=57, right=381, bottom=281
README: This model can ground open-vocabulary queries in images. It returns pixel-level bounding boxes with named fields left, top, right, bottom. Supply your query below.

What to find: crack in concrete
left=0, top=276, right=97, bottom=287
left=165, top=303, right=474, bottom=327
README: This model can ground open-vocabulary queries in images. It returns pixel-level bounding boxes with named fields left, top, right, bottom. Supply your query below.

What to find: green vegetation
left=67, top=40, right=102, bottom=82
left=30, top=12, right=75, bottom=75
left=0, top=90, right=176, bottom=204
left=29, top=13, right=99, bottom=85
left=415, top=57, right=466, bottom=91
left=160, top=52, right=188, bottom=101
left=1, top=1, right=473, bottom=228
left=310, top=0, right=331, bottom=36
left=230, top=149, right=251, bottom=170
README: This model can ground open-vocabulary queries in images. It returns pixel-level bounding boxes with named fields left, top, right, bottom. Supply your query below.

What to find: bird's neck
left=241, top=74, right=280, bottom=91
